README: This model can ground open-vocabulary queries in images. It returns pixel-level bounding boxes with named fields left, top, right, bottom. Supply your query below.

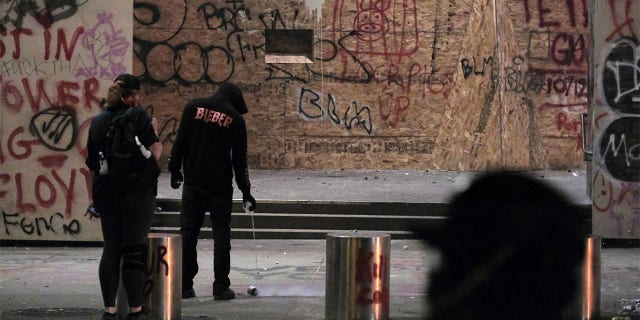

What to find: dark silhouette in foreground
left=416, top=172, right=587, bottom=320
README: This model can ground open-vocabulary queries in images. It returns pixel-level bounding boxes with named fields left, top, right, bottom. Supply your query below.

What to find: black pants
left=180, top=185, right=233, bottom=293
left=94, top=182, right=155, bottom=308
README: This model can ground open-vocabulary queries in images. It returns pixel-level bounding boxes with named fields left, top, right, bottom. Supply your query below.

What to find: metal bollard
left=145, top=233, right=182, bottom=320
left=564, top=236, right=601, bottom=320
left=581, top=236, right=601, bottom=320
left=116, top=233, right=182, bottom=319
left=325, top=232, right=391, bottom=320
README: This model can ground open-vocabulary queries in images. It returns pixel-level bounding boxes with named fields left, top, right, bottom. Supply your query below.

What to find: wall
left=1, top=0, right=133, bottom=241
left=0, top=0, right=590, bottom=241
left=135, top=0, right=589, bottom=171
left=590, top=0, right=640, bottom=239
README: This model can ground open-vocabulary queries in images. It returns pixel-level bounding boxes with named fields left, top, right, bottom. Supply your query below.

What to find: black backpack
left=102, top=107, right=159, bottom=190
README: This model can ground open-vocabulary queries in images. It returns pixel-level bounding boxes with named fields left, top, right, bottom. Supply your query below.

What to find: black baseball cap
left=114, top=74, right=141, bottom=91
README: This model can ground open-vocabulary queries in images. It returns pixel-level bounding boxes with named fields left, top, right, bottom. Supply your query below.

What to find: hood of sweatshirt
left=216, top=82, right=247, bottom=114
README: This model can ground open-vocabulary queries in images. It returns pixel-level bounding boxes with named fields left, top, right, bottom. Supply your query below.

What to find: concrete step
left=154, top=198, right=592, bottom=240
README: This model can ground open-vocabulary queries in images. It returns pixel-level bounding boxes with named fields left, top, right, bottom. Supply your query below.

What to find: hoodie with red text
left=168, top=83, right=251, bottom=194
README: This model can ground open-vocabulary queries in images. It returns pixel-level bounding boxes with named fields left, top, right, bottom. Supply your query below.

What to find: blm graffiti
left=298, top=87, right=373, bottom=135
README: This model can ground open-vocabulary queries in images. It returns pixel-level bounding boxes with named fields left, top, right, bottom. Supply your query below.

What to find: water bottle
left=135, top=136, right=152, bottom=159
left=98, top=151, right=108, bottom=175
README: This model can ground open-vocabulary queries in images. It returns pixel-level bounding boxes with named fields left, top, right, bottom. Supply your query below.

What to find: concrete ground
left=1, top=239, right=639, bottom=320
left=157, top=169, right=592, bottom=206
left=1, top=169, right=639, bottom=320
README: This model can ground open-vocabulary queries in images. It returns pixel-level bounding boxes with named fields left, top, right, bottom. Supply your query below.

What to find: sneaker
left=101, top=312, right=118, bottom=320
left=182, top=287, right=196, bottom=299
left=126, top=310, right=152, bottom=320
left=213, top=287, right=236, bottom=300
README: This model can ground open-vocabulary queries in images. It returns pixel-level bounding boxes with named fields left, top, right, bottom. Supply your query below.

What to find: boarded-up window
left=265, top=29, right=314, bottom=63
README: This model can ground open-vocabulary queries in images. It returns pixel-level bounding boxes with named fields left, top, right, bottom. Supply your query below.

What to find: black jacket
left=86, top=104, right=158, bottom=171
left=85, top=103, right=159, bottom=192
left=169, top=86, right=251, bottom=194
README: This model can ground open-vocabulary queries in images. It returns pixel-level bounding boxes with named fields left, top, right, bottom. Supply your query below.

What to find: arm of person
left=231, top=117, right=250, bottom=192
left=132, top=108, right=162, bottom=163
left=85, top=116, right=104, bottom=186
left=84, top=116, right=101, bottom=218
left=231, top=116, right=255, bottom=210
left=149, top=117, right=163, bottom=161
left=168, top=103, right=193, bottom=173
left=150, top=141, right=162, bottom=162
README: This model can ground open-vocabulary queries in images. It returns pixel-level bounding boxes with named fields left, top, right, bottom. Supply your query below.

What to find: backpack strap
left=110, top=106, right=135, bottom=124
left=103, top=107, right=137, bottom=158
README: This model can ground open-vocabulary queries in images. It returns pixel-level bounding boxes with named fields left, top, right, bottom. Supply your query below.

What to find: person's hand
left=170, top=171, right=183, bottom=189
left=85, top=203, right=100, bottom=219
left=243, top=193, right=256, bottom=212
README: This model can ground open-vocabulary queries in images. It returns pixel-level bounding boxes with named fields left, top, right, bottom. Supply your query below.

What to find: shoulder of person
left=124, top=106, right=150, bottom=120
left=216, top=101, right=242, bottom=119
left=93, top=108, right=112, bottom=121
left=126, top=106, right=145, bottom=114
left=89, top=108, right=113, bottom=130
left=187, top=96, right=211, bottom=106
left=181, top=97, right=208, bottom=113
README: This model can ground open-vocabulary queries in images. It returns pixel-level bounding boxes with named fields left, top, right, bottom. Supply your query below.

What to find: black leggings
left=96, top=188, right=155, bottom=308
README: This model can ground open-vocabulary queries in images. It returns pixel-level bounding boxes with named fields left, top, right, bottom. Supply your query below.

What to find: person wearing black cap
left=86, top=74, right=162, bottom=320
left=169, top=82, right=256, bottom=300
left=415, top=172, right=587, bottom=320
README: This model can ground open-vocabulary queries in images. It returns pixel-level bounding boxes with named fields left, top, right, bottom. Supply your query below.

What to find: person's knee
left=213, top=237, right=231, bottom=252
left=211, top=213, right=232, bottom=226
left=180, top=228, right=202, bottom=244
left=217, top=242, right=231, bottom=250
left=122, top=243, right=147, bottom=273
left=180, top=217, right=203, bottom=233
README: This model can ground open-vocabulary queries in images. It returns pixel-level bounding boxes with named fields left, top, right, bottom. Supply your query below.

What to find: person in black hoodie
left=169, top=82, right=257, bottom=300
